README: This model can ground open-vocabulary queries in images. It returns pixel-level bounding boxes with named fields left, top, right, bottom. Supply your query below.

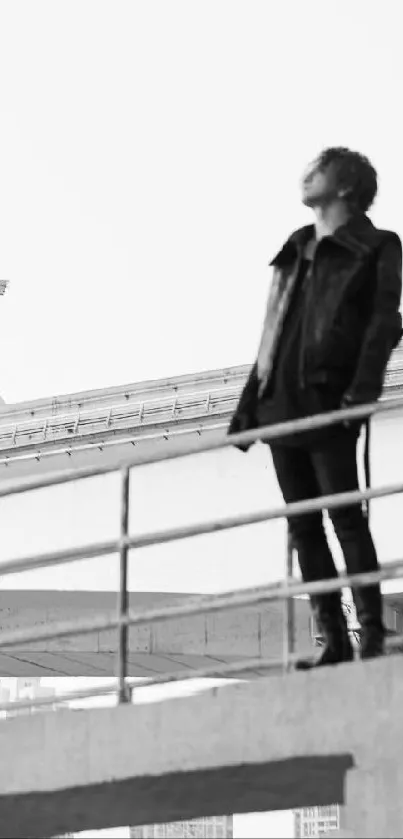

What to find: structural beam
left=0, top=656, right=403, bottom=837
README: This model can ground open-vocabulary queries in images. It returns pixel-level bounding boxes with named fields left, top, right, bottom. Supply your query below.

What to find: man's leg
left=270, top=444, right=353, bottom=666
left=312, top=429, right=384, bottom=659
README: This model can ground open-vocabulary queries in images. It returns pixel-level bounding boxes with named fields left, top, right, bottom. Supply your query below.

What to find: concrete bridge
left=0, top=363, right=248, bottom=478
left=1, top=654, right=402, bottom=838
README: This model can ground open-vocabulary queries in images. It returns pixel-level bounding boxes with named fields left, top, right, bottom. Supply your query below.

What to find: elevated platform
left=1, top=655, right=403, bottom=837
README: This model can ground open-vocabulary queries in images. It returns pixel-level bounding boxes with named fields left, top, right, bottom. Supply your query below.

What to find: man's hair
left=317, top=146, right=378, bottom=213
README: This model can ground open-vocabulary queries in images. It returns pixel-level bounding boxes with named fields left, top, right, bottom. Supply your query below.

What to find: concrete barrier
left=0, top=590, right=314, bottom=676
left=1, top=655, right=403, bottom=837
left=0, top=590, right=401, bottom=677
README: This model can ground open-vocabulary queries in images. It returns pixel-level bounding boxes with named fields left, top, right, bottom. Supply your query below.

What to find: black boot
left=360, top=625, right=385, bottom=659
left=354, top=584, right=385, bottom=660
left=296, top=593, right=354, bottom=670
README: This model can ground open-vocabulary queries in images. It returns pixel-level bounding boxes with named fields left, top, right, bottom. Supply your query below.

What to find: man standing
left=229, top=147, right=402, bottom=667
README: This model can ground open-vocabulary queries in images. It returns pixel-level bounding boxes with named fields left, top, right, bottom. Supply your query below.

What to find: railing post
left=118, top=468, right=131, bottom=703
left=283, top=527, right=295, bottom=671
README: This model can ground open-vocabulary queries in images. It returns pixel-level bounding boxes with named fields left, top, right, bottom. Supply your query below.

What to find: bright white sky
left=0, top=0, right=402, bottom=405
left=0, top=2, right=399, bottom=836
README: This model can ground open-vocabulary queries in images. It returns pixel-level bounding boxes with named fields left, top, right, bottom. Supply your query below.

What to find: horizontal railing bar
left=121, top=479, right=403, bottom=551
left=1, top=633, right=402, bottom=715
left=0, top=396, right=402, bottom=500
left=0, top=539, right=120, bottom=577
left=1, top=558, right=403, bottom=650
left=1, top=477, right=403, bottom=579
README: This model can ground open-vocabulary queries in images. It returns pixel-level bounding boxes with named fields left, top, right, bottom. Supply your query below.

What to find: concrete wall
left=1, top=655, right=403, bottom=838
left=0, top=589, right=401, bottom=677
left=0, top=590, right=315, bottom=676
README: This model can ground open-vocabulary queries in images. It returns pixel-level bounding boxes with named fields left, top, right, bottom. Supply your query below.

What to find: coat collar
left=269, top=214, right=380, bottom=266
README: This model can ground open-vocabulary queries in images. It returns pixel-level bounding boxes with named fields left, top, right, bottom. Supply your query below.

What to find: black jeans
left=270, top=430, right=384, bottom=632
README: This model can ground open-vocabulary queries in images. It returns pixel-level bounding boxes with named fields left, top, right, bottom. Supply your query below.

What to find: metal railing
left=1, top=395, right=403, bottom=714
left=0, top=385, right=241, bottom=452
left=0, top=422, right=229, bottom=470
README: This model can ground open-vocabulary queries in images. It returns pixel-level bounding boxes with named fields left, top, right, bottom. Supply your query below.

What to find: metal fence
left=1, top=395, right=403, bottom=713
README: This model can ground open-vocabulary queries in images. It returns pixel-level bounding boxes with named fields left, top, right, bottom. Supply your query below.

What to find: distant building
left=10, top=677, right=63, bottom=713
left=129, top=815, right=233, bottom=838
left=294, top=805, right=341, bottom=837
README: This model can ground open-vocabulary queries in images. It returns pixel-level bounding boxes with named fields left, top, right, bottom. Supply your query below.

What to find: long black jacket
left=228, top=214, right=402, bottom=449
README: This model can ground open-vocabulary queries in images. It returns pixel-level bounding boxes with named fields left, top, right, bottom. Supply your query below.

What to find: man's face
left=301, top=158, right=340, bottom=207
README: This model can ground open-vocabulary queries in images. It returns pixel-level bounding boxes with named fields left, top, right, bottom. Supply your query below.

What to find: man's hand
left=227, top=414, right=254, bottom=453
left=340, top=394, right=356, bottom=429
left=340, top=393, right=372, bottom=429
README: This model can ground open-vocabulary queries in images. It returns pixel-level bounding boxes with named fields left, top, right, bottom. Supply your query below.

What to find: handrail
left=0, top=478, right=403, bottom=578
left=0, top=421, right=228, bottom=467
left=1, top=394, right=403, bottom=712
left=0, top=384, right=241, bottom=449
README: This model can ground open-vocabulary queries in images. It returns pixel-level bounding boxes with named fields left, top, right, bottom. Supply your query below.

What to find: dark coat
left=228, top=214, right=402, bottom=450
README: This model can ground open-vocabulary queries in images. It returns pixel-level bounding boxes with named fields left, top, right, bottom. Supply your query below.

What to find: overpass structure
left=0, top=363, right=248, bottom=478
left=0, top=351, right=403, bottom=676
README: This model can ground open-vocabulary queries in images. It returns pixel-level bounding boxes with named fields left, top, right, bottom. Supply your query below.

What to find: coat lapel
left=256, top=258, right=301, bottom=392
